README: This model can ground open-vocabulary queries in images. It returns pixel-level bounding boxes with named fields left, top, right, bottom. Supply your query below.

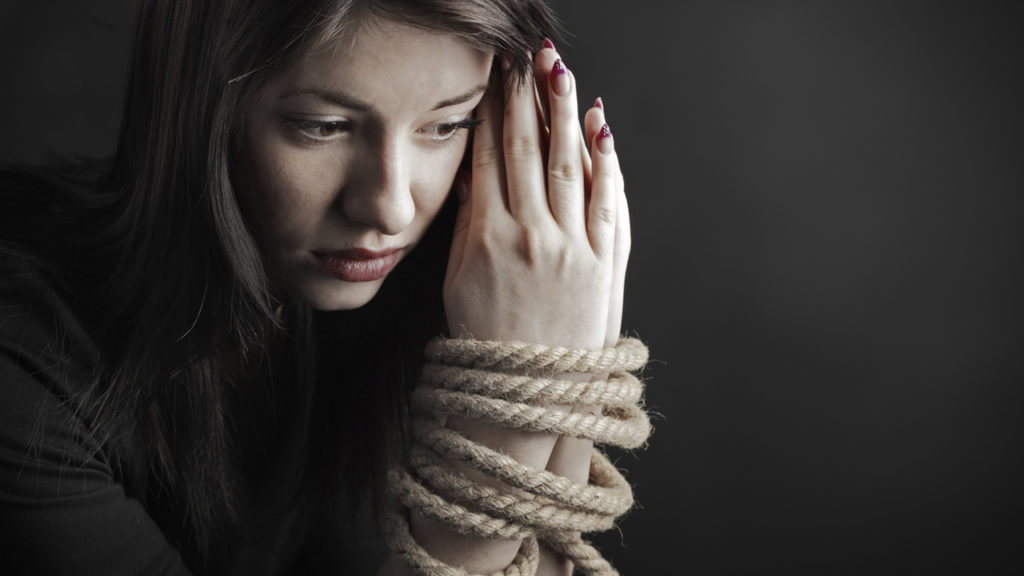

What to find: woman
left=0, top=0, right=646, bottom=574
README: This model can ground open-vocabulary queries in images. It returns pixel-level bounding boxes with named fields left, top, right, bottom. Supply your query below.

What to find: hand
left=406, top=45, right=630, bottom=576
left=444, top=45, right=629, bottom=351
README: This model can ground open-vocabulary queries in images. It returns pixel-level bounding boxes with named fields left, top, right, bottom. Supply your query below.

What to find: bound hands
left=444, top=44, right=629, bottom=352
left=414, top=43, right=631, bottom=573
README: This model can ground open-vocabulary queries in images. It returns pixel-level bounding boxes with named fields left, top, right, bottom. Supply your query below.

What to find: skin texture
left=235, top=15, right=629, bottom=576
left=233, top=18, right=493, bottom=311
left=390, top=44, right=630, bottom=575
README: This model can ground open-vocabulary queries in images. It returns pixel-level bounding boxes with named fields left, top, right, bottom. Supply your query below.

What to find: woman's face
left=234, top=17, right=493, bottom=310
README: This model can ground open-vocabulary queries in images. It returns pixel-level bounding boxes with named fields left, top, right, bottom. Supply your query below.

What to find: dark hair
left=1, top=0, right=560, bottom=569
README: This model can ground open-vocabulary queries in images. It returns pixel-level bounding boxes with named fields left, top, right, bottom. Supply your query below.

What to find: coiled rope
left=383, top=337, right=651, bottom=575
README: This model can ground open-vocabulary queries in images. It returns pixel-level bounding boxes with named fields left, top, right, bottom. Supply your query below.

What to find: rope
left=424, top=337, right=648, bottom=375
left=384, top=337, right=651, bottom=576
left=412, top=388, right=651, bottom=449
left=419, top=366, right=644, bottom=408
left=383, top=504, right=541, bottom=576
left=411, top=419, right=634, bottom=515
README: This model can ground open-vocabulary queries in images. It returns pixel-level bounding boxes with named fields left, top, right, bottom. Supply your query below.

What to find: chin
left=293, top=276, right=386, bottom=311
left=270, top=255, right=392, bottom=311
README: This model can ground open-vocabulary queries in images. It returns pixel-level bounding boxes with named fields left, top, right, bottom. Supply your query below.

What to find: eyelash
left=285, top=119, right=352, bottom=142
left=420, top=118, right=484, bottom=142
left=284, top=117, right=483, bottom=144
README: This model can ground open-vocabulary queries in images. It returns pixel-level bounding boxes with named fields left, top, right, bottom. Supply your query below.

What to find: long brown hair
left=2, top=0, right=560, bottom=568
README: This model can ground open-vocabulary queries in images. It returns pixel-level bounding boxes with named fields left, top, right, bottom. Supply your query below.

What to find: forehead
left=266, top=16, right=494, bottom=114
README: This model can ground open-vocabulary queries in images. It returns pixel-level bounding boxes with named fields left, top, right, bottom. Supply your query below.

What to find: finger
left=581, top=98, right=605, bottom=201
left=471, top=65, right=510, bottom=217
left=606, top=183, right=630, bottom=346
left=584, top=98, right=604, bottom=150
left=533, top=43, right=557, bottom=128
left=503, top=56, right=548, bottom=222
left=546, top=58, right=586, bottom=230
left=587, top=115, right=620, bottom=261
left=534, top=44, right=594, bottom=192
left=586, top=104, right=629, bottom=346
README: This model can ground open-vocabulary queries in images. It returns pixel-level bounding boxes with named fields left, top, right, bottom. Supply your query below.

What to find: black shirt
left=0, top=253, right=387, bottom=574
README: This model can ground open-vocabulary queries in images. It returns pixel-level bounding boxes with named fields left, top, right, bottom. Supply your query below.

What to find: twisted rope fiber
left=389, top=467, right=534, bottom=540
left=541, top=532, right=617, bottom=575
left=384, top=338, right=651, bottom=576
left=420, top=365, right=645, bottom=408
left=424, top=337, right=648, bottom=375
left=383, top=503, right=541, bottom=576
left=412, top=387, right=651, bottom=449
left=412, top=418, right=634, bottom=515
left=407, top=445, right=618, bottom=532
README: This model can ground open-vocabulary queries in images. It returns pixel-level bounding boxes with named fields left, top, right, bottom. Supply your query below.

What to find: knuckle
left=474, top=226, right=506, bottom=262
left=472, top=145, right=501, bottom=171
left=548, top=160, right=579, bottom=186
left=594, top=205, right=615, bottom=226
left=504, top=134, right=539, bottom=160
left=517, top=225, right=551, bottom=259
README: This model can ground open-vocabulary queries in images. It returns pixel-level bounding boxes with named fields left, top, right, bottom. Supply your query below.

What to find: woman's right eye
left=284, top=118, right=352, bottom=142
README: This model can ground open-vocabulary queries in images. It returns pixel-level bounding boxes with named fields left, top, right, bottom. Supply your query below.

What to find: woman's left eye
left=284, top=118, right=352, bottom=142
left=420, top=118, right=484, bottom=142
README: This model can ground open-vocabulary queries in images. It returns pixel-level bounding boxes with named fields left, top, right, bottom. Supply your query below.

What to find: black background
left=2, top=1, right=1023, bottom=573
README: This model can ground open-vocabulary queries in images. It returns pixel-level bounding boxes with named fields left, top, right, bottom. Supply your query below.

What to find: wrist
left=382, top=337, right=651, bottom=575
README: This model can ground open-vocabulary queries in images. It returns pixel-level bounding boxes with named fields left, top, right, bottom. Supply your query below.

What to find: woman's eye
left=420, top=118, right=484, bottom=142
left=285, top=119, right=351, bottom=142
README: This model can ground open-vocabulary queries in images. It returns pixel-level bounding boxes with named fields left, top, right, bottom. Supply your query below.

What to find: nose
left=341, top=137, right=415, bottom=236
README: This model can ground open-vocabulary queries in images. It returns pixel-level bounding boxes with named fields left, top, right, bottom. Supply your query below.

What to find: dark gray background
left=2, top=1, right=1023, bottom=573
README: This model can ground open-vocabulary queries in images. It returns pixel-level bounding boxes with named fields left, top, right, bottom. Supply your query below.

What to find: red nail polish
left=597, top=123, right=613, bottom=154
left=543, top=37, right=556, bottom=51
left=595, top=97, right=604, bottom=111
left=551, top=59, right=569, bottom=96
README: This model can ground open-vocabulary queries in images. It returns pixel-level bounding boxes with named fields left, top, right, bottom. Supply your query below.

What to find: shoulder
left=0, top=165, right=101, bottom=372
left=0, top=242, right=97, bottom=389
left=0, top=247, right=107, bottom=494
left=0, top=346, right=190, bottom=574
left=0, top=246, right=194, bottom=575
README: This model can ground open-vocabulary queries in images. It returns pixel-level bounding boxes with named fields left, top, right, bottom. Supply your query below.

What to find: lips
left=313, top=247, right=404, bottom=282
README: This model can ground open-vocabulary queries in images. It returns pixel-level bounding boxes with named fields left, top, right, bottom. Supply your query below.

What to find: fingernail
left=552, top=59, right=569, bottom=97
left=597, top=123, right=613, bottom=154
left=594, top=97, right=604, bottom=111
left=543, top=37, right=556, bottom=51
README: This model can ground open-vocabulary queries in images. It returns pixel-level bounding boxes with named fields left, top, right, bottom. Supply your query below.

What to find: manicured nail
left=594, top=97, right=604, bottom=111
left=543, top=37, right=556, bottom=51
left=597, top=123, right=613, bottom=154
left=551, top=59, right=569, bottom=97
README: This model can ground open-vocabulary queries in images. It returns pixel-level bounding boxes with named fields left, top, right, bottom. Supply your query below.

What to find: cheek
left=413, top=143, right=466, bottom=220
left=235, top=134, right=343, bottom=249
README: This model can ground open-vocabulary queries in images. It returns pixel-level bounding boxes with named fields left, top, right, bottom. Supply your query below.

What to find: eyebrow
left=281, top=83, right=488, bottom=112
left=430, top=84, right=489, bottom=110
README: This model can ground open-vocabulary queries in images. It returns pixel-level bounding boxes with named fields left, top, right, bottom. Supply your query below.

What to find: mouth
left=312, top=247, right=405, bottom=283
